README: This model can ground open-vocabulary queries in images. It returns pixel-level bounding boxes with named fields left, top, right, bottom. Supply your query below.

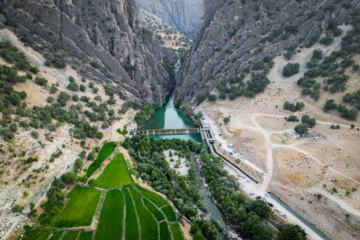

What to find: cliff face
left=0, top=0, right=174, bottom=105
left=175, top=0, right=358, bottom=105
left=136, top=0, right=203, bottom=37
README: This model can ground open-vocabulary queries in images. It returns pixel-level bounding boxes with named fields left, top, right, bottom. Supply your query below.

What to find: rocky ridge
left=136, top=0, right=203, bottom=37
left=0, top=0, right=174, bottom=105
left=175, top=0, right=359, bottom=105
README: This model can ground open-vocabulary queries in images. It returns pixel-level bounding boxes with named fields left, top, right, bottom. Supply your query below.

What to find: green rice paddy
left=87, top=142, right=116, bottom=177
left=160, top=221, right=171, bottom=240
left=53, top=186, right=101, bottom=227
left=123, top=189, right=139, bottom=240
left=62, top=231, right=79, bottom=240
left=35, top=230, right=51, bottom=240
left=162, top=205, right=177, bottom=222
left=78, top=231, right=93, bottom=240
left=45, top=142, right=185, bottom=240
left=95, top=190, right=124, bottom=240
left=94, top=154, right=133, bottom=189
left=49, top=230, right=63, bottom=240
left=130, top=187, right=158, bottom=240
left=136, top=185, right=168, bottom=207
left=171, top=223, right=185, bottom=240
left=143, top=198, right=165, bottom=221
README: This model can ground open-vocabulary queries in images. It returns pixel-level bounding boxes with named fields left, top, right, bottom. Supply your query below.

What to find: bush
left=224, top=117, right=230, bottom=124
left=286, top=116, right=299, bottom=122
left=283, top=63, right=300, bottom=77
left=294, top=124, right=308, bottom=135
left=284, top=101, right=305, bottom=112
left=67, top=82, right=79, bottom=91
left=31, top=131, right=39, bottom=139
left=80, top=84, right=86, bottom=92
left=320, top=37, right=334, bottom=45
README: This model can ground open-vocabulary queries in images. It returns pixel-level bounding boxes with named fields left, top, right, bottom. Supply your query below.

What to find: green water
left=139, top=91, right=196, bottom=130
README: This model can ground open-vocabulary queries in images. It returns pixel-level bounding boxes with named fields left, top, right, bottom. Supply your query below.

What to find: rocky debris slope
left=175, top=0, right=358, bottom=105
left=0, top=0, right=174, bottom=105
left=136, top=0, right=203, bottom=37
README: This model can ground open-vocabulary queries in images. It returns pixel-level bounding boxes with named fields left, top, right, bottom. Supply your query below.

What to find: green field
left=35, top=230, right=51, bottom=240
left=143, top=198, right=165, bottom=221
left=94, top=154, right=133, bottom=189
left=49, top=230, right=63, bottom=240
left=162, top=205, right=177, bottom=222
left=79, top=231, right=94, bottom=240
left=123, top=189, right=139, bottom=240
left=160, top=221, right=171, bottom=240
left=87, top=142, right=116, bottom=177
left=136, top=185, right=168, bottom=207
left=130, top=187, right=158, bottom=240
left=53, top=186, right=101, bottom=227
left=63, top=231, right=79, bottom=240
left=95, top=190, right=124, bottom=240
left=171, top=223, right=184, bottom=240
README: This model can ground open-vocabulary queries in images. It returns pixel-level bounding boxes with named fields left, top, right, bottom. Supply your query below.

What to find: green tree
left=283, top=63, right=300, bottom=77
left=61, top=171, right=77, bottom=184
left=279, top=224, right=306, bottom=240
left=67, top=82, right=79, bottom=91
left=224, top=117, right=230, bottom=124
left=294, top=124, right=308, bottom=135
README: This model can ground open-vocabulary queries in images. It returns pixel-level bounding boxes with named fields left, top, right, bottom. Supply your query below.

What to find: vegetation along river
left=139, top=62, right=239, bottom=239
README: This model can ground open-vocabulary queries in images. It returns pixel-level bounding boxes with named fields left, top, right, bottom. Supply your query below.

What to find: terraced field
left=86, top=142, right=116, bottom=178
left=94, top=154, right=133, bottom=189
left=31, top=144, right=184, bottom=240
left=53, top=186, right=101, bottom=227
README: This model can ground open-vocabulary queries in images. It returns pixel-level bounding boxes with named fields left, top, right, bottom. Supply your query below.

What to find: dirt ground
left=197, top=26, right=360, bottom=239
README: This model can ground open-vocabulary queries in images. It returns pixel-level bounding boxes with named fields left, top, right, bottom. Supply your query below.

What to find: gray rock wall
left=0, top=0, right=174, bottom=105
left=136, top=0, right=203, bottom=37
left=175, top=0, right=359, bottom=105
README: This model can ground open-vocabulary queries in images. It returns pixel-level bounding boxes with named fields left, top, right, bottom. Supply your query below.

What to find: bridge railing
left=137, top=128, right=200, bottom=135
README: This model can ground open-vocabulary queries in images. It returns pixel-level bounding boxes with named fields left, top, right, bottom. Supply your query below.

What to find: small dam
left=137, top=128, right=200, bottom=135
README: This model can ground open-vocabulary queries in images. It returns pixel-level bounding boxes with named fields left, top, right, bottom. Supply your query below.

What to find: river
left=140, top=62, right=239, bottom=239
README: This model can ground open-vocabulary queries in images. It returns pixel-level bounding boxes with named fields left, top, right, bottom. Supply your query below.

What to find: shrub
left=224, top=117, right=230, bottom=124
left=31, top=131, right=39, bottom=139
left=286, top=116, right=299, bottom=122
left=34, top=77, right=47, bottom=86
left=80, top=84, right=86, bottom=92
left=294, top=124, right=308, bottom=135
left=283, top=63, right=300, bottom=77
left=284, top=101, right=305, bottom=112
left=320, top=37, right=334, bottom=45
left=67, top=82, right=79, bottom=91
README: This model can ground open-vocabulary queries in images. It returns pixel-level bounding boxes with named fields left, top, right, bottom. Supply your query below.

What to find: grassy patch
left=136, top=185, right=167, bottom=207
left=49, top=230, right=63, bottom=240
left=160, top=221, right=171, bottom=240
left=162, top=205, right=177, bottom=222
left=171, top=223, right=184, bottom=240
left=143, top=198, right=165, bottom=221
left=95, top=190, right=124, bottom=240
left=53, top=186, right=101, bottom=227
left=79, top=231, right=94, bottom=240
left=123, top=189, right=139, bottom=240
left=35, top=230, right=51, bottom=240
left=130, top=187, right=158, bottom=240
left=94, top=154, right=133, bottom=189
left=87, top=142, right=116, bottom=177
left=63, top=231, right=79, bottom=240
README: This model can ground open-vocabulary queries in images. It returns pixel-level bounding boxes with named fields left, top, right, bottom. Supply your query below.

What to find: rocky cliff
left=136, top=0, right=203, bottom=37
left=175, top=0, right=358, bottom=105
left=0, top=0, right=174, bottom=105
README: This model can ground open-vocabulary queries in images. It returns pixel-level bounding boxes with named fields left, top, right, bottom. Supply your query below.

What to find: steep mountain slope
left=175, top=0, right=356, bottom=105
left=0, top=0, right=174, bottom=105
left=136, top=0, right=203, bottom=37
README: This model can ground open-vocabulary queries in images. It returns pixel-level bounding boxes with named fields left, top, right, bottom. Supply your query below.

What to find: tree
left=283, top=63, right=300, bottom=77
left=80, top=84, right=86, bottom=92
left=67, top=82, right=79, bottom=91
left=208, top=94, right=217, bottom=101
left=61, top=171, right=77, bottom=184
left=279, top=224, right=306, bottom=240
left=301, top=115, right=310, bottom=124
left=294, top=124, right=308, bottom=135
left=224, top=117, right=230, bottom=124
left=9, top=123, right=17, bottom=132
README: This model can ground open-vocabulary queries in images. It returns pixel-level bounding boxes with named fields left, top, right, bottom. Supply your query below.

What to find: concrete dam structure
left=137, top=128, right=200, bottom=135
